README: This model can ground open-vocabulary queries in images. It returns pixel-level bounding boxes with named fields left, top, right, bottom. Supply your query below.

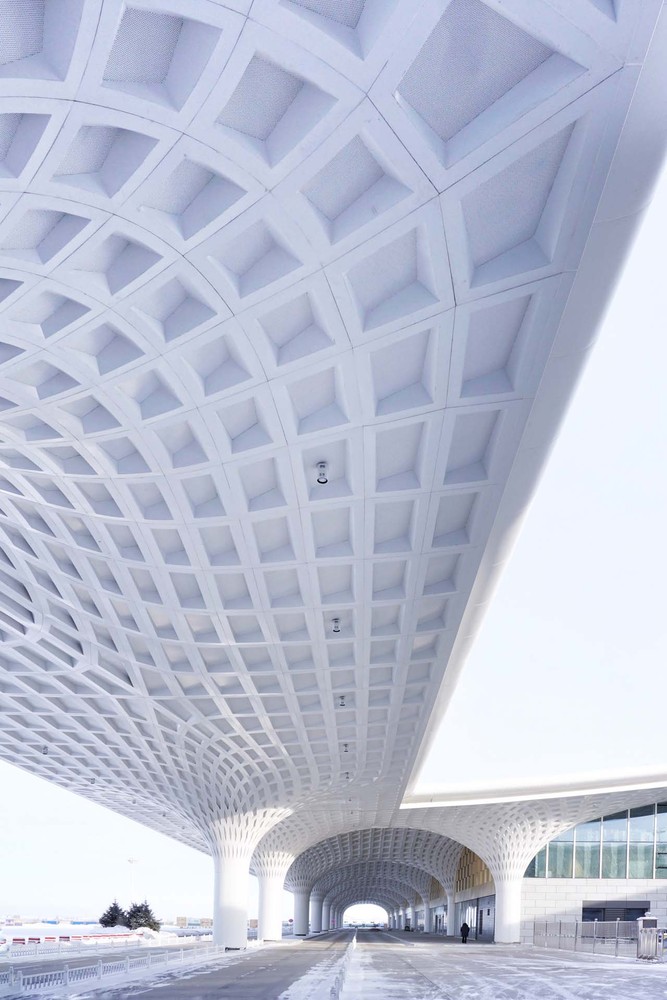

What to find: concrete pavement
left=72, top=931, right=352, bottom=999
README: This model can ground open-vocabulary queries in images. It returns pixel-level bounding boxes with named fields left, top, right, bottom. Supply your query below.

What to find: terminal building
left=0, top=0, right=664, bottom=950
left=401, top=801, right=667, bottom=942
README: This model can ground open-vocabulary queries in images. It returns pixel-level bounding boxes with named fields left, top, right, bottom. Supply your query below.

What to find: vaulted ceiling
left=0, top=0, right=663, bottom=862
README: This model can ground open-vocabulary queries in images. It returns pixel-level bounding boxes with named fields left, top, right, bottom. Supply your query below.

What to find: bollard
left=181, top=948, right=184, bottom=963
left=64, top=965, right=70, bottom=985
left=126, top=955, right=130, bottom=973
left=98, top=959, right=103, bottom=980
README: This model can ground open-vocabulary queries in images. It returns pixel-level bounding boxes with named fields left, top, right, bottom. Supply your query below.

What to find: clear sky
left=0, top=166, right=664, bottom=925
left=415, top=164, right=667, bottom=793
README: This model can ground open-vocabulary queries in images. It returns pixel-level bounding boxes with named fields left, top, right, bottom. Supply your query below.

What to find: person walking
left=460, top=921, right=470, bottom=944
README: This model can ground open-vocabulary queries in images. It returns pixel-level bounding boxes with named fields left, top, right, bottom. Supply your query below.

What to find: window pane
left=657, top=804, right=667, bottom=835
left=629, top=843, right=654, bottom=878
left=603, top=812, right=628, bottom=843
left=575, top=843, right=600, bottom=878
left=602, top=842, right=626, bottom=878
left=655, top=805, right=667, bottom=877
left=656, top=848, right=667, bottom=878
left=630, top=805, right=655, bottom=842
left=525, top=850, right=547, bottom=878
left=547, top=842, right=573, bottom=878
left=575, top=819, right=601, bottom=843
left=552, top=827, right=574, bottom=842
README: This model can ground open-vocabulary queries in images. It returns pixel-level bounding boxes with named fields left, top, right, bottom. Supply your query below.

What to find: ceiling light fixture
left=316, top=461, right=328, bottom=485
left=41, top=746, right=48, bottom=755
left=332, top=617, right=340, bottom=634
left=338, top=695, right=346, bottom=708
left=343, top=743, right=349, bottom=753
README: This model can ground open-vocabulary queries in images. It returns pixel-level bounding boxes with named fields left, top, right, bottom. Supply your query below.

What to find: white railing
left=0, top=941, right=236, bottom=995
left=3, top=931, right=193, bottom=961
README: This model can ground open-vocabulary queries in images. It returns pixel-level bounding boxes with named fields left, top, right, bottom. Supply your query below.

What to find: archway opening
left=343, top=904, right=388, bottom=928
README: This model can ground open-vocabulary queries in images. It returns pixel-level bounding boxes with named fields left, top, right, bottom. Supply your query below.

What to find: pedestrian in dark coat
left=460, top=921, right=470, bottom=943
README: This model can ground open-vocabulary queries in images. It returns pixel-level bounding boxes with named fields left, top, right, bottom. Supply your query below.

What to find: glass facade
left=525, top=803, right=667, bottom=879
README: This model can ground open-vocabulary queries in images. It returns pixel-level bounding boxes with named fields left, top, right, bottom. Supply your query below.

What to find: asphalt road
left=74, top=931, right=353, bottom=999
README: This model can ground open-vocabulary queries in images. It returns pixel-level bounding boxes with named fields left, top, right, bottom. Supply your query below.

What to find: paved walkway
left=340, top=931, right=667, bottom=999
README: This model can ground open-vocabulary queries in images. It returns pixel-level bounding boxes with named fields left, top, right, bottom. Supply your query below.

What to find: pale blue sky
left=415, top=161, right=667, bottom=794
left=0, top=168, right=664, bottom=924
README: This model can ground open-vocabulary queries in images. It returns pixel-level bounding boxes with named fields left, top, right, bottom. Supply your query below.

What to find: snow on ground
left=278, top=940, right=352, bottom=1000
left=341, top=935, right=667, bottom=1000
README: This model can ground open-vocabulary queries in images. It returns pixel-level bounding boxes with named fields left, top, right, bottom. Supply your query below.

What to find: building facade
left=409, top=802, right=667, bottom=943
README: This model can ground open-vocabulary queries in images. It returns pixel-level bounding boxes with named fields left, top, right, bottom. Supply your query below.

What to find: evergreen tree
left=99, top=901, right=129, bottom=928
left=126, top=900, right=161, bottom=932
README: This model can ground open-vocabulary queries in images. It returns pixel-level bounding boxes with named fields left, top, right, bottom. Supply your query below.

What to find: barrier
left=0, top=941, right=242, bottom=995
left=533, top=920, right=642, bottom=959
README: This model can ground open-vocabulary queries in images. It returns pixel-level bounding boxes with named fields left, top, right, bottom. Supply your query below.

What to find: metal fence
left=0, top=942, right=233, bottom=995
left=533, top=920, right=639, bottom=958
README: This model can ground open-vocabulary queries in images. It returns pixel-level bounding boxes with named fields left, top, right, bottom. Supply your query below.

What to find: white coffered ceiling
left=0, top=0, right=663, bottom=862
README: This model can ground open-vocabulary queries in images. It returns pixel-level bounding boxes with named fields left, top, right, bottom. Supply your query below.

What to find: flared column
left=207, top=809, right=290, bottom=950
left=423, top=900, right=432, bottom=933
left=293, top=888, right=310, bottom=936
left=494, top=877, right=523, bottom=944
left=310, top=892, right=323, bottom=934
left=408, top=904, right=416, bottom=929
left=322, top=899, right=331, bottom=932
left=255, top=851, right=293, bottom=943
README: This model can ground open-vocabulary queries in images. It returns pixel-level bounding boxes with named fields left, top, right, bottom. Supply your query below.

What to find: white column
left=293, top=888, right=310, bottom=936
left=494, top=877, right=523, bottom=944
left=257, top=872, right=284, bottom=942
left=408, top=904, right=416, bottom=929
left=310, top=892, right=323, bottom=934
left=446, top=893, right=456, bottom=935
left=213, top=852, right=251, bottom=949
left=207, top=808, right=291, bottom=950
left=322, top=899, right=331, bottom=932
left=423, top=900, right=432, bottom=933
left=255, top=852, right=293, bottom=943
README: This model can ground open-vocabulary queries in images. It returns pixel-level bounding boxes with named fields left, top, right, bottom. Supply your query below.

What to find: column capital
left=251, top=849, right=295, bottom=880
left=205, top=808, right=291, bottom=861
